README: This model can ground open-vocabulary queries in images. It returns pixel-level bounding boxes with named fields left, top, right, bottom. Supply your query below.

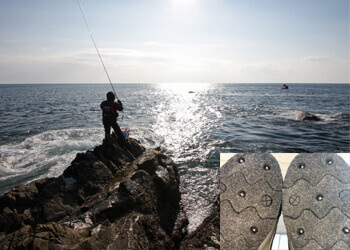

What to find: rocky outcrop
left=0, top=134, right=188, bottom=249
left=297, top=111, right=321, bottom=121
left=180, top=197, right=220, bottom=249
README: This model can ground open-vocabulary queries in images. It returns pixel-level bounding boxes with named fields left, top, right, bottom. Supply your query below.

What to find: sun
left=172, top=0, right=197, bottom=7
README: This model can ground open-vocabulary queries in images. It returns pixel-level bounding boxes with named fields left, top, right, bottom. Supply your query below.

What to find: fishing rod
left=76, top=0, right=118, bottom=100
left=77, top=0, right=125, bottom=126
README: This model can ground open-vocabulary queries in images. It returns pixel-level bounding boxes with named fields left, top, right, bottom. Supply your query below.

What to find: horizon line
left=1, top=82, right=349, bottom=85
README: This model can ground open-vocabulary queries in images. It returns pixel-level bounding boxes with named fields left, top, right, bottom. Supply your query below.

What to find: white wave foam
left=293, top=110, right=343, bottom=122
left=0, top=128, right=104, bottom=194
left=278, top=109, right=301, bottom=120
left=275, top=109, right=345, bottom=122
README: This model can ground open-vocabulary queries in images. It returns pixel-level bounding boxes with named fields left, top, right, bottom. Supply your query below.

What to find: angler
left=100, top=91, right=126, bottom=145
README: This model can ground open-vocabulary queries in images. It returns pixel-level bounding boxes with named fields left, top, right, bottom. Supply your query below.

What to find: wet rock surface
left=180, top=197, right=220, bottom=250
left=297, top=111, right=321, bottom=121
left=0, top=135, right=192, bottom=249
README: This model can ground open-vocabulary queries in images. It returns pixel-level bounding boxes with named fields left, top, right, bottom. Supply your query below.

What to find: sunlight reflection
left=151, top=82, right=219, bottom=231
left=157, top=82, right=211, bottom=96
left=153, top=83, right=213, bottom=160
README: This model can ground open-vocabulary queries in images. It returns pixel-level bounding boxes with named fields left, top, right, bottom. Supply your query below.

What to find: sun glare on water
left=153, top=82, right=217, bottom=230
left=157, top=82, right=211, bottom=96
left=154, top=82, right=213, bottom=155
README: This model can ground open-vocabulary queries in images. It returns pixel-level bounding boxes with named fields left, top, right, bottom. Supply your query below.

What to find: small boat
left=281, top=84, right=289, bottom=89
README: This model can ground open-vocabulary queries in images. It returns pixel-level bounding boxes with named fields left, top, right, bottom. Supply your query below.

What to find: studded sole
left=283, top=153, right=350, bottom=249
left=220, top=153, right=283, bottom=249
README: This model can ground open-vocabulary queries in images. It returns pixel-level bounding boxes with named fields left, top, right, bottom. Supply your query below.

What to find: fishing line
left=77, top=0, right=125, bottom=126
left=76, top=0, right=118, bottom=100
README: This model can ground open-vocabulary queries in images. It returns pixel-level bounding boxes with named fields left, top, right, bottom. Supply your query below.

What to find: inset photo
left=220, top=153, right=350, bottom=250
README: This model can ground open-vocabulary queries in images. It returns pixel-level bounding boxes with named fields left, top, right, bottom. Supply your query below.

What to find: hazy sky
left=0, top=0, right=349, bottom=83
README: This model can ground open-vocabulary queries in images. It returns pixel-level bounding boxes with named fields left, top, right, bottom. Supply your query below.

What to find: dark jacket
left=100, top=100, right=123, bottom=120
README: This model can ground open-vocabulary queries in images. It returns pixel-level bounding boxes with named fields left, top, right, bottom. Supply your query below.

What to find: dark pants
left=103, top=117, right=126, bottom=145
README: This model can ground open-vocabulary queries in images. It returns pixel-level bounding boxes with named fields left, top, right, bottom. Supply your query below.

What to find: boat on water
left=281, top=84, right=289, bottom=89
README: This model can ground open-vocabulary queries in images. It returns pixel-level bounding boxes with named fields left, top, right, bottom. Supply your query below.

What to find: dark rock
left=0, top=223, right=89, bottom=249
left=297, top=111, right=321, bottom=121
left=180, top=197, right=220, bottom=249
left=0, top=135, right=191, bottom=249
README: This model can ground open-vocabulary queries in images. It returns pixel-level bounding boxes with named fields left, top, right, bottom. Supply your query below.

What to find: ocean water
left=0, top=83, right=349, bottom=230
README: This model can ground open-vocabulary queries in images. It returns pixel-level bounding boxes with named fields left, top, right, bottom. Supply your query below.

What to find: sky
left=0, top=0, right=349, bottom=84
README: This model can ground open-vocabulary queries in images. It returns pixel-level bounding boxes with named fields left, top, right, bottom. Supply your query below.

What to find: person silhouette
left=100, top=91, right=126, bottom=145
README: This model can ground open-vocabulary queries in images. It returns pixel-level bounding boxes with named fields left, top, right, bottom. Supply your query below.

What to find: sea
left=0, top=83, right=349, bottom=231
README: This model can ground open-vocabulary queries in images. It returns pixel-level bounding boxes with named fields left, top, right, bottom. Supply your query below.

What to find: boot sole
left=220, top=153, right=283, bottom=249
left=283, top=153, right=350, bottom=249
